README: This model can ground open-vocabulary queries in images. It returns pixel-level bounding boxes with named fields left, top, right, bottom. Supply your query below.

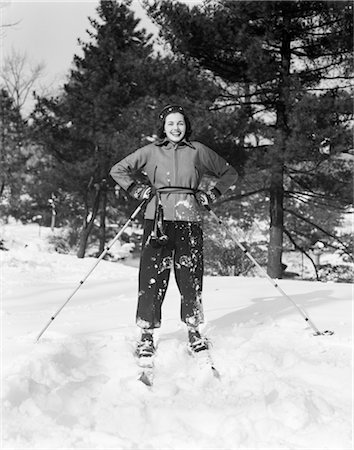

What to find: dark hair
left=157, top=104, right=192, bottom=140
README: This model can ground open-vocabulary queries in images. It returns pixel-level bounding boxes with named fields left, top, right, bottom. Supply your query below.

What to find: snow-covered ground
left=1, top=222, right=353, bottom=449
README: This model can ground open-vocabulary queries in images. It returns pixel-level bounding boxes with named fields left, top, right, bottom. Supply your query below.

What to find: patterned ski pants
left=136, top=220, right=204, bottom=329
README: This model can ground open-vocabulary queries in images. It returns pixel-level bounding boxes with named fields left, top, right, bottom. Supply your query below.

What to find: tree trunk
left=98, top=188, right=107, bottom=255
left=267, top=14, right=291, bottom=278
left=77, top=188, right=101, bottom=258
left=267, top=159, right=284, bottom=278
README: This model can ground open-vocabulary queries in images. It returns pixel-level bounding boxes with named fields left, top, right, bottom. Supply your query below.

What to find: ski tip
left=138, top=371, right=153, bottom=387
left=211, top=366, right=221, bottom=380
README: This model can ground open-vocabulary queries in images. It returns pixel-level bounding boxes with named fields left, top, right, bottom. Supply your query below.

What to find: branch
left=244, top=144, right=270, bottom=151
left=306, top=85, right=354, bottom=92
left=292, top=48, right=351, bottom=59
left=322, top=75, right=354, bottom=80
left=1, top=49, right=45, bottom=111
left=299, top=61, right=346, bottom=75
left=285, top=169, right=352, bottom=203
left=209, top=100, right=271, bottom=111
left=283, top=228, right=319, bottom=280
left=285, top=191, right=348, bottom=212
left=218, top=188, right=268, bottom=204
left=219, top=86, right=276, bottom=99
left=324, top=240, right=352, bottom=255
left=284, top=208, right=353, bottom=261
left=288, top=188, right=348, bottom=203
left=285, top=162, right=326, bottom=177
left=297, top=16, right=345, bottom=34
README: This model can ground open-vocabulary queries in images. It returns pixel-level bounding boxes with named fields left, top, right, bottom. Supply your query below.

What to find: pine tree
left=32, top=0, right=221, bottom=257
left=0, top=89, right=26, bottom=208
left=32, top=0, right=158, bottom=256
left=144, top=0, right=353, bottom=277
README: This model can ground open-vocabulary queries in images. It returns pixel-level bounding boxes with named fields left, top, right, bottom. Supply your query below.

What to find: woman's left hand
left=195, top=188, right=220, bottom=207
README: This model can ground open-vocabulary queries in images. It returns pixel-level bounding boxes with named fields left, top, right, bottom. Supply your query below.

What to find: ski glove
left=195, top=187, right=221, bottom=207
left=128, top=184, right=152, bottom=201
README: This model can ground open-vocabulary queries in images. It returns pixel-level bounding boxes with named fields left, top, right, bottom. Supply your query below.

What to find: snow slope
left=1, top=222, right=353, bottom=449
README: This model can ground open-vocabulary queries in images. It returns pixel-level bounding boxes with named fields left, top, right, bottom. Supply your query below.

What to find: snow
left=1, top=222, right=353, bottom=449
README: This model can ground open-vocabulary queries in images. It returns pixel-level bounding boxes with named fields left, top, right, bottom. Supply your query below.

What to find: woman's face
left=164, top=112, right=186, bottom=143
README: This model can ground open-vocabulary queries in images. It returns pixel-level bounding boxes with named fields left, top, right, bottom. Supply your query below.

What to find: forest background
left=1, top=0, right=353, bottom=282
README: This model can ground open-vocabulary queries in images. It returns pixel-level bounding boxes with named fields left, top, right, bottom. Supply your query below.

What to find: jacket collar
left=155, top=137, right=196, bottom=149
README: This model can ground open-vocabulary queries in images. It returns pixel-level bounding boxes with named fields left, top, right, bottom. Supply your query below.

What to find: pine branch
left=306, top=85, right=354, bottom=92
left=299, top=61, right=346, bottom=75
left=218, top=188, right=268, bottom=204
left=283, top=228, right=319, bottom=280
left=285, top=162, right=327, bottom=177
left=285, top=190, right=348, bottom=202
left=322, top=75, right=354, bottom=80
left=252, top=107, right=272, bottom=117
left=306, top=31, right=344, bottom=37
left=209, top=100, right=271, bottom=111
left=285, top=191, right=348, bottom=212
left=297, top=16, right=345, bottom=33
left=324, top=240, right=352, bottom=255
left=244, top=144, right=270, bottom=151
left=285, top=170, right=351, bottom=205
left=286, top=193, right=337, bottom=212
left=219, top=85, right=276, bottom=98
left=292, top=47, right=351, bottom=59
left=284, top=208, right=353, bottom=260
left=287, top=189, right=347, bottom=204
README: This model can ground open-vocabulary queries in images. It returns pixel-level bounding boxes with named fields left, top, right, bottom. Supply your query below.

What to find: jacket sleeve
left=109, top=145, right=151, bottom=192
left=197, top=143, right=238, bottom=195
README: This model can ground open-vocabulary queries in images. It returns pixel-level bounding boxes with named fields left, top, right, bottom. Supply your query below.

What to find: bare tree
left=0, top=2, right=21, bottom=38
left=1, top=48, right=45, bottom=113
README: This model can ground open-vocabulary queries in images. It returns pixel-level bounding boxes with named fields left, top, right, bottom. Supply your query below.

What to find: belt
left=155, top=186, right=196, bottom=195
left=150, top=186, right=197, bottom=245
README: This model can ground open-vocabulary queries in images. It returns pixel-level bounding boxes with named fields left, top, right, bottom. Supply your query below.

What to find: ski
left=137, top=356, right=154, bottom=387
left=138, top=369, right=154, bottom=387
left=187, top=329, right=220, bottom=379
left=189, top=347, right=221, bottom=380
left=134, top=331, right=156, bottom=386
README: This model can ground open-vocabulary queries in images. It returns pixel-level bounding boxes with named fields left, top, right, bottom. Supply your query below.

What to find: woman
left=110, top=104, right=238, bottom=357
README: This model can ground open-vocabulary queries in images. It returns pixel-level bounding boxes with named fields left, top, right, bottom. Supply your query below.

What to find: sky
left=1, top=0, right=159, bottom=113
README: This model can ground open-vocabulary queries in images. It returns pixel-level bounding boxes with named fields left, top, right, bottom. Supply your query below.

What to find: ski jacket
left=110, top=138, right=238, bottom=222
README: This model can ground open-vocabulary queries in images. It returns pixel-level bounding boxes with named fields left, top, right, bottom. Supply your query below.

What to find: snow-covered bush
left=317, top=264, right=353, bottom=283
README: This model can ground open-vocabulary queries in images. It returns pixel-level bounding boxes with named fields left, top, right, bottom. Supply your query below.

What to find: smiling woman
left=110, top=103, right=238, bottom=358
left=164, top=112, right=187, bottom=143
left=158, top=104, right=191, bottom=144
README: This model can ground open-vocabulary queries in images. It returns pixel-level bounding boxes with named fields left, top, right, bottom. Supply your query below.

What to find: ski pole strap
left=153, top=191, right=164, bottom=237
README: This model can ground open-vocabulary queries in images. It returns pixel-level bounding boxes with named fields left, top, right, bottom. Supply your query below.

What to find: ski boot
left=188, top=327, right=209, bottom=353
left=136, top=330, right=155, bottom=358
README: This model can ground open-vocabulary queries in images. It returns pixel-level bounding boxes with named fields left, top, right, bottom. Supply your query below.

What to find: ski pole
left=204, top=205, right=334, bottom=336
left=35, top=199, right=148, bottom=343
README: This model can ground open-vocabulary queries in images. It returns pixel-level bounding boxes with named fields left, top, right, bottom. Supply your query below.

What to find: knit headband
left=159, top=104, right=185, bottom=121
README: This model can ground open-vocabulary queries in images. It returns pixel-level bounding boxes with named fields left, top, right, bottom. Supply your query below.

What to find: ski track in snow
left=1, top=223, right=353, bottom=449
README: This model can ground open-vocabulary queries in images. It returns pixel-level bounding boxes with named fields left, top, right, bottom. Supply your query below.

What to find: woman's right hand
left=129, top=184, right=152, bottom=201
